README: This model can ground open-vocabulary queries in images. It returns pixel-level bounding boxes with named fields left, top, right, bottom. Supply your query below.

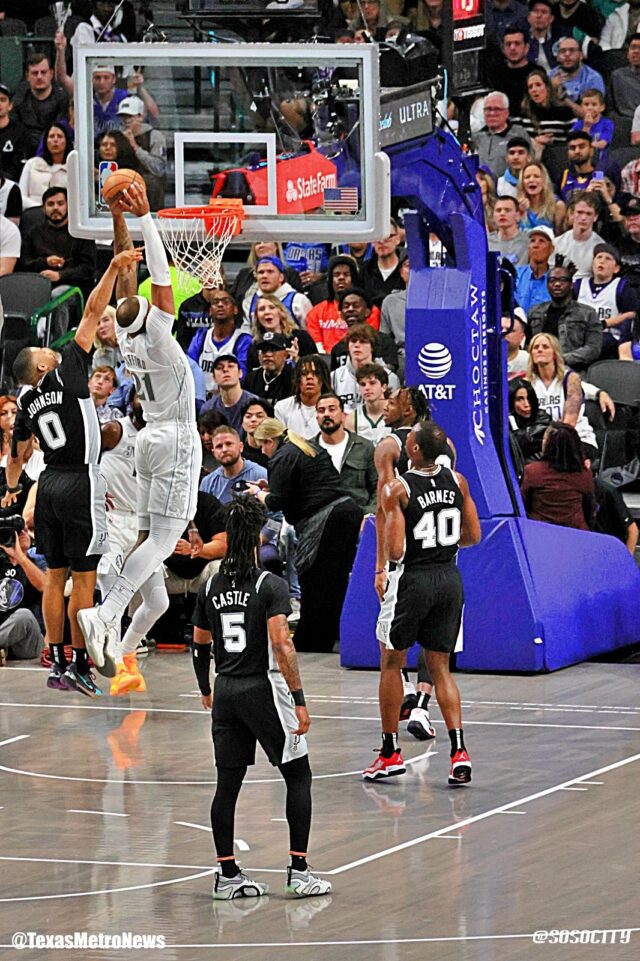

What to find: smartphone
left=592, top=170, right=605, bottom=181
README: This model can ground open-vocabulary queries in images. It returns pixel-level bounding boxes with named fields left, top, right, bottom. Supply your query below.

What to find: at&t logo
left=417, top=343, right=456, bottom=400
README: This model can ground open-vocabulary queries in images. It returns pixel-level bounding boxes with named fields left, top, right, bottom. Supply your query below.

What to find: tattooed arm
left=268, top=614, right=310, bottom=735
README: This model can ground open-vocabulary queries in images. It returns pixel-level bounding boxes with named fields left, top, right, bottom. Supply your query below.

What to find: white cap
left=117, top=95, right=145, bottom=117
left=93, top=64, right=116, bottom=75
left=527, top=225, right=554, bottom=243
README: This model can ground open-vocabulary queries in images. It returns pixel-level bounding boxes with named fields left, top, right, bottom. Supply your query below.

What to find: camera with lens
left=0, top=515, right=26, bottom=548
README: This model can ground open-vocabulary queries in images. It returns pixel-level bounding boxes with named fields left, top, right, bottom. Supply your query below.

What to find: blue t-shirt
left=200, top=460, right=267, bottom=504
left=199, top=390, right=258, bottom=433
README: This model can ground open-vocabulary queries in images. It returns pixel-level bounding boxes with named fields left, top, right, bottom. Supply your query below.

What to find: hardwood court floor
left=0, top=653, right=638, bottom=961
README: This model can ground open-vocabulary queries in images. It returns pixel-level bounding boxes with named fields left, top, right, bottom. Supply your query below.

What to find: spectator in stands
left=70, top=0, right=129, bottom=45
left=526, top=332, right=599, bottom=456
left=18, top=186, right=96, bottom=301
left=344, top=364, right=392, bottom=445
left=517, top=161, right=566, bottom=233
left=88, top=365, right=120, bottom=423
left=408, top=0, right=444, bottom=48
left=571, top=90, right=613, bottom=162
left=476, top=168, right=498, bottom=230
left=241, top=398, right=272, bottom=469
left=19, top=121, right=72, bottom=208
left=473, top=91, right=531, bottom=177
left=243, top=333, right=296, bottom=404
left=508, top=375, right=552, bottom=462
left=332, top=288, right=398, bottom=372
left=554, top=191, right=604, bottom=278
left=305, top=255, right=361, bottom=353
left=359, top=219, right=405, bottom=306
left=503, top=308, right=531, bottom=376
left=601, top=4, right=640, bottom=51
left=348, top=0, right=391, bottom=40
left=95, top=128, right=139, bottom=180
left=245, top=295, right=316, bottom=371
left=592, top=475, right=639, bottom=554
left=497, top=137, right=532, bottom=197
left=90, top=64, right=128, bottom=135
left=610, top=34, right=640, bottom=118
left=251, top=417, right=363, bottom=652
left=116, top=96, right=166, bottom=208
left=488, top=0, right=529, bottom=45
left=198, top=408, right=228, bottom=476
left=575, top=243, right=638, bottom=359
left=527, top=0, right=561, bottom=70
left=520, top=422, right=595, bottom=530
left=488, top=195, right=529, bottom=266
left=314, top=392, right=377, bottom=513
left=529, top=263, right=602, bottom=371
left=199, top=356, right=257, bottom=433
left=281, top=240, right=331, bottom=290
left=331, top=325, right=400, bottom=412
left=0, top=212, right=20, bottom=275
left=243, top=255, right=312, bottom=328
left=0, top=83, right=28, bottom=182
left=161, top=489, right=227, bottom=612
left=274, top=355, right=332, bottom=438
left=617, top=196, right=640, bottom=279
left=0, top=172, right=21, bottom=223
left=0, top=393, right=43, bottom=512
left=496, top=30, right=537, bottom=119
left=521, top=68, right=577, bottom=155
left=187, top=290, right=251, bottom=393
left=550, top=38, right=605, bottom=104
left=516, top=224, right=555, bottom=312
left=231, top=241, right=302, bottom=307
left=201, top=426, right=268, bottom=503
left=380, top=253, right=410, bottom=380
left=552, top=0, right=602, bottom=43
left=11, top=53, right=69, bottom=156
left=0, top=523, right=46, bottom=663
left=560, top=132, right=600, bottom=202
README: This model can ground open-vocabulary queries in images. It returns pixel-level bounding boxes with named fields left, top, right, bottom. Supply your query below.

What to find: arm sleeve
left=138, top=212, right=171, bottom=287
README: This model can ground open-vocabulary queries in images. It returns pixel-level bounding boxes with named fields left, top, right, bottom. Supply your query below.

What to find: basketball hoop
left=156, top=198, right=245, bottom=290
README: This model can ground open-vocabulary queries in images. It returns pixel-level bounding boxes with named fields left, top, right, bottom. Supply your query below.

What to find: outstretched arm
left=110, top=201, right=137, bottom=301
left=75, top=249, right=143, bottom=352
left=115, top=182, right=174, bottom=316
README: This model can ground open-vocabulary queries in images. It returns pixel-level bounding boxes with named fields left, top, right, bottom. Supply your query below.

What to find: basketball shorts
left=212, top=672, right=309, bottom=769
left=35, top=465, right=109, bottom=570
left=135, top=422, right=202, bottom=524
left=376, top=562, right=464, bottom=654
left=97, top=510, right=138, bottom=579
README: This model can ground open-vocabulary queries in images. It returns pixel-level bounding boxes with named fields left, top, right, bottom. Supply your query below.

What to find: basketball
left=101, top=168, right=146, bottom=203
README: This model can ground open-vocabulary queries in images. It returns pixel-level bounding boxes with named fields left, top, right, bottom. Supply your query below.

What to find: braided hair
left=220, top=495, right=266, bottom=586
left=406, top=386, right=431, bottom=423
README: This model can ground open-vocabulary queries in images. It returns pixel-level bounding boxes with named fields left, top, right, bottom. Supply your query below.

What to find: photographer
left=0, top=516, right=46, bottom=663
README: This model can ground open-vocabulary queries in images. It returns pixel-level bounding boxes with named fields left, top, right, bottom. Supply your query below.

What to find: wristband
left=375, top=569, right=386, bottom=575
left=192, top=642, right=212, bottom=696
left=291, top=689, right=306, bottom=707
left=6, top=484, right=21, bottom=494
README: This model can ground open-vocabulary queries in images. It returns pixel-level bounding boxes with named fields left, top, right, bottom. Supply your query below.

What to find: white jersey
left=576, top=276, right=623, bottom=328
left=100, top=417, right=138, bottom=515
left=199, top=327, right=247, bottom=394
left=117, top=305, right=196, bottom=424
left=531, top=373, right=597, bottom=450
left=350, top=403, right=391, bottom=446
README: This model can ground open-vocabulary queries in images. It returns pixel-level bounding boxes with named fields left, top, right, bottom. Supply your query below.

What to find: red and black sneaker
left=362, top=751, right=406, bottom=781
left=448, top=749, right=472, bottom=787
left=400, top=693, right=418, bottom=721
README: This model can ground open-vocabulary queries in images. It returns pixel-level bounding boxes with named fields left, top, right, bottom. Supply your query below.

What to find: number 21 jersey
left=399, top=466, right=463, bottom=567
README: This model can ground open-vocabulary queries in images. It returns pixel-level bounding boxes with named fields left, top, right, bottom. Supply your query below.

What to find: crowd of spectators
left=1, top=0, right=640, bottom=663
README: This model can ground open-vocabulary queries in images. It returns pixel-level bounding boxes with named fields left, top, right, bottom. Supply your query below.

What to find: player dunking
left=4, top=248, right=143, bottom=695
left=192, top=495, right=331, bottom=900
left=78, top=182, right=202, bottom=673
left=364, top=420, right=481, bottom=785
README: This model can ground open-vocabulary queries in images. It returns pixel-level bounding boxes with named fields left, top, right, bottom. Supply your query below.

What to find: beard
left=321, top=420, right=342, bottom=434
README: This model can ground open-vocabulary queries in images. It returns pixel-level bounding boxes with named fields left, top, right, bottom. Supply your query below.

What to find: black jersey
left=399, top=466, right=463, bottom=567
left=193, top=567, right=291, bottom=676
left=12, top=342, right=101, bottom=471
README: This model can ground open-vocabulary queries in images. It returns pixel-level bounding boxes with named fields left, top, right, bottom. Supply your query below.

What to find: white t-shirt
left=318, top=433, right=349, bottom=471
left=554, top=231, right=603, bottom=280
left=0, top=215, right=21, bottom=259
left=273, top=396, right=319, bottom=439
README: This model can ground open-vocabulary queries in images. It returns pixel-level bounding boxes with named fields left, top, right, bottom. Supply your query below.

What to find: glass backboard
left=68, top=42, right=390, bottom=243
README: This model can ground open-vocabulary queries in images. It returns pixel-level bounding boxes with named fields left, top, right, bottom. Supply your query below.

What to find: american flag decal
left=323, top=187, right=359, bottom=213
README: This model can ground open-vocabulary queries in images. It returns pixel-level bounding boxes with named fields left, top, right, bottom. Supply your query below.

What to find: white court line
left=0, top=869, right=214, bottom=903
left=67, top=809, right=129, bottom=817
left=0, top=734, right=29, bottom=748
left=175, top=820, right=210, bottom=832
left=496, top=810, right=527, bottom=815
left=328, top=751, right=640, bottom=875
left=311, top=713, right=640, bottom=734
left=579, top=780, right=603, bottom=785
left=560, top=787, right=589, bottom=792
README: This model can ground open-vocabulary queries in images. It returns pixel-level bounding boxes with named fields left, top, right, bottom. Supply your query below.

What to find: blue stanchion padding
left=340, top=516, right=421, bottom=670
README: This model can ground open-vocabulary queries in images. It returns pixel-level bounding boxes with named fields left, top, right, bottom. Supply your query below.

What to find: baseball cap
left=256, top=255, right=286, bottom=273
left=593, top=243, right=621, bottom=264
left=93, top=64, right=116, bottom=75
left=506, top=136, right=530, bottom=151
left=256, top=332, right=289, bottom=352
left=621, top=196, right=640, bottom=217
left=0, top=83, right=12, bottom=100
left=528, top=225, right=555, bottom=243
left=212, top=353, right=240, bottom=369
left=117, top=95, right=145, bottom=116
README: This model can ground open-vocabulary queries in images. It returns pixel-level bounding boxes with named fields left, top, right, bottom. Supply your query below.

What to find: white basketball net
left=156, top=210, right=242, bottom=291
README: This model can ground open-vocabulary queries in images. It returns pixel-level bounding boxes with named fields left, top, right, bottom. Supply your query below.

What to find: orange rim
left=157, top=199, right=245, bottom=237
